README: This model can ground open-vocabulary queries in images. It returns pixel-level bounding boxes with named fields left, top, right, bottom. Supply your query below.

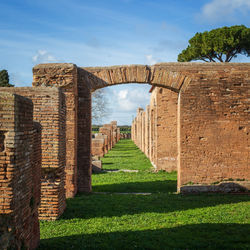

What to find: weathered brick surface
left=103, top=124, right=114, bottom=148
left=0, top=87, right=66, bottom=220
left=95, top=133, right=108, bottom=154
left=28, top=62, right=249, bottom=209
left=99, top=127, right=112, bottom=150
left=92, top=138, right=105, bottom=157
left=33, top=64, right=78, bottom=197
left=130, top=63, right=249, bottom=192
left=92, top=122, right=120, bottom=159
left=0, top=92, right=40, bottom=249
left=178, top=68, right=250, bottom=192
left=149, top=87, right=178, bottom=172
left=0, top=62, right=248, bottom=249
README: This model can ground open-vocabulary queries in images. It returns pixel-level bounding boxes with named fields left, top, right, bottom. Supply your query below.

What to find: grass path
left=39, top=139, right=250, bottom=249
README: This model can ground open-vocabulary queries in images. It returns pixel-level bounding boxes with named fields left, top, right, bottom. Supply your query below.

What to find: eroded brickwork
left=0, top=63, right=248, bottom=249
left=0, top=87, right=66, bottom=220
left=0, top=92, right=40, bottom=249
left=33, top=64, right=78, bottom=197
left=178, top=67, right=250, bottom=192
left=91, top=122, right=120, bottom=159
left=130, top=64, right=249, bottom=192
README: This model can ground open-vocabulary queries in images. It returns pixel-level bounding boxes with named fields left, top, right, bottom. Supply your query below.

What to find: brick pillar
left=136, top=108, right=144, bottom=149
left=99, top=127, right=112, bottom=150
left=92, top=138, right=105, bottom=157
left=155, top=87, right=178, bottom=172
left=131, top=119, right=134, bottom=141
left=103, top=124, right=114, bottom=148
left=144, top=105, right=150, bottom=158
left=0, top=92, right=40, bottom=249
left=77, top=73, right=92, bottom=193
left=141, top=111, right=145, bottom=154
left=33, top=64, right=78, bottom=198
left=117, top=128, right=120, bottom=142
left=149, top=100, right=156, bottom=166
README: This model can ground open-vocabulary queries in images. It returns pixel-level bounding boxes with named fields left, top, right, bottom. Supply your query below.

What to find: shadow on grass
left=92, top=180, right=177, bottom=193
left=39, top=223, right=250, bottom=249
left=60, top=191, right=250, bottom=220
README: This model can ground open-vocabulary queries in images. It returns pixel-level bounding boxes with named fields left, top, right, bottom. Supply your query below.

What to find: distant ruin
left=0, top=62, right=249, bottom=248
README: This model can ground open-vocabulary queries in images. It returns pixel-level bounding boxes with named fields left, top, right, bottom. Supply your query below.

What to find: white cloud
left=117, top=89, right=128, bottom=99
left=200, top=0, right=250, bottom=22
left=101, top=84, right=151, bottom=124
left=32, top=50, right=58, bottom=64
left=111, top=85, right=151, bottom=113
left=145, top=55, right=157, bottom=65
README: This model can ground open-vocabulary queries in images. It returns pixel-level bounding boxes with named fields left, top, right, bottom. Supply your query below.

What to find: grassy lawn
left=39, top=139, right=250, bottom=249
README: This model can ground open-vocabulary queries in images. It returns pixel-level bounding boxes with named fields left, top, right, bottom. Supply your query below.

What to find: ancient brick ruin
left=91, top=121, right=120, bottom=172
left=0, top=62, right=249, bottom=248
left=132, top=86, right=178, bottom=172
left=0, top=92, right=40, bottom=249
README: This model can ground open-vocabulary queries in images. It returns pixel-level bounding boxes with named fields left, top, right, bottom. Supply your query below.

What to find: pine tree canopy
left=178, top=25, right=250, bottom=62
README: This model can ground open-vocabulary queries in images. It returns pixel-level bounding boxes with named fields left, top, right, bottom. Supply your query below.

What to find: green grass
left=39, top=139, right=250, bottom=249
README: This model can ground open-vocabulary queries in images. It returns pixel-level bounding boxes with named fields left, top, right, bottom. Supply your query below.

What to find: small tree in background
left=92, top=88, right=111, bottom=124
left=178, top=25, right=250, bottom=62
left=0, top=69, right=14, bottom=87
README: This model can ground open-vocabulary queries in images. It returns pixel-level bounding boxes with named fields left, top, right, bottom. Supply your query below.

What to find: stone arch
left=32, top=62, right=250, bottom=196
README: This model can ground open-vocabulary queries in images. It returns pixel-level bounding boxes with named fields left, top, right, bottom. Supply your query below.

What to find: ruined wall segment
left=0, top=87, right=66, bottom=220
left=31, top=62, right=250, bottom=198
left=178, top=65, right=250, bottom=192
left=99, top=127, right=112, bottom=150
left=0, top=92, right=40, bottom=249
left=33, top=64, right=79, bottom=197
left=151, top=87, right=178, bottom=172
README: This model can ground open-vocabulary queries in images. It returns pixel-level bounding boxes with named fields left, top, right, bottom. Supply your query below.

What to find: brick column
left=141, top=111, right=145, bottom=154
left=145, top=105, right=150, bottom=157
left=99, top=127, right=112, bottom=150
left=155, top=87, right=178, bottom=172
left=103, top=124, right=114, bottom=148
left=77, top=71, right=92, bottom=193
left=0, top=92, right=40, bottom=249
left=33, top=63, right=78, bottom=198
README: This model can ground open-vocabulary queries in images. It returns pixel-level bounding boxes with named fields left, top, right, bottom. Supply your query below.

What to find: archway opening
left=90, top=82, right=179, bottom=195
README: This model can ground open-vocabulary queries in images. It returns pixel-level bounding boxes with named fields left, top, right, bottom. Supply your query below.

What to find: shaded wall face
left=178, top=72, right=250, bottom=192
left=0, top=93, right=40, bottom=249
left=77, top=76, right=92, bottom=193
left=149, top=90, right=157, bottom=166
left=155, top=88, right=178, bottom=172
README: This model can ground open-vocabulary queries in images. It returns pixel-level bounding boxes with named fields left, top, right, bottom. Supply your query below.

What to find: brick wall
left=178, top=68, right=250, bottom=192
left=99, top=127, right=112, bottom=150
left=0, top=92, right=40, bottom=249
left=154, top=87, right=178, bottom=172
left=92, top=138, right=105, bottom=157
left=0, top=87, right=67, bottom=220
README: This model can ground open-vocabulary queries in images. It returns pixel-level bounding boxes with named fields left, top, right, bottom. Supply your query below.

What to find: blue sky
left=1, top=0, right=250, bottom=125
